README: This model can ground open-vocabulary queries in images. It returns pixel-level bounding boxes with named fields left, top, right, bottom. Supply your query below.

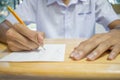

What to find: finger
left=70, top=35, right=101, bottom=60
left=6, top=29, right=32, bottom=51
left=70, top=41, right=98, bottom=60
left=6, top=28, right=39, bottom=51
left=7, top=41, right=30, bottom=51
left=108, top=44, right=120, bottom=60
left=70, top=34, right=110, bottom=60
left=13, top=23, right=40, bottom=45
left=70, top=49, right=84, bottom=60
left=87, top=40, right=112, bottom=61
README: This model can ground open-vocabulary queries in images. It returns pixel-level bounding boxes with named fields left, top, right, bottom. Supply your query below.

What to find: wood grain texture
left=0, top=39, right=120, bottom=79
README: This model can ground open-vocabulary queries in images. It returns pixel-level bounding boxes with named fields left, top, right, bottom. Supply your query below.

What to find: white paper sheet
left=0, top=44, right=66, bottom=62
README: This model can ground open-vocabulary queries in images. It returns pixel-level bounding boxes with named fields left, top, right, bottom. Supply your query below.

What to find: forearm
left=0, top=20, right=13, bottom=43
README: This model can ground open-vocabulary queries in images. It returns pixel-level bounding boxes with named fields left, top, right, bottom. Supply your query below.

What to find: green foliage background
left=0, top=0, right=13, bottom=23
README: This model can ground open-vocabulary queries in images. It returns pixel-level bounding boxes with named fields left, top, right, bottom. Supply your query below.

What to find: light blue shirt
left=7, top=0, right=119, bottom=38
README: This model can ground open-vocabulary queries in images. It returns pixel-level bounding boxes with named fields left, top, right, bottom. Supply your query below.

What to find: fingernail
left=108, top=56, right=113, bottom=60
left=108, top=53, right=115, bottom=60
left=74, top=53, right=81, bottom=60
left=70, top=50, right=78, bottom=57
left=87, top=54, right=94, bottom=60
left=73, top=51, right=83, bottom=60
left=70, top=53, right=75, bottom=57
left=87, top=52, right=98, bottom=60
left=70, top=51, right=83, bottom=60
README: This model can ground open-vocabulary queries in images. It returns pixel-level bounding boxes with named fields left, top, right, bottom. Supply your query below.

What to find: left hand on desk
left=70, top=29, right=120, bottom=61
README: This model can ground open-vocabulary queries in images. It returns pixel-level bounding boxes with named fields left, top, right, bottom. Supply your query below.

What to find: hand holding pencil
left=6, top=6, right=45, bottom=51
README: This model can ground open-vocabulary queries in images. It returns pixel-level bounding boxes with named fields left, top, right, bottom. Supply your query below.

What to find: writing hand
left=6, top=23, right=45, bottom=51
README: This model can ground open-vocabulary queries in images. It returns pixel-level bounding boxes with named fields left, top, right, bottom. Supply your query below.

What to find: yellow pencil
left=7, top=6, right=26, bottom=26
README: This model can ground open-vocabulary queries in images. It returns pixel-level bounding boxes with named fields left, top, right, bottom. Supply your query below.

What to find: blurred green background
left=108, top=0, right=120, bottom=14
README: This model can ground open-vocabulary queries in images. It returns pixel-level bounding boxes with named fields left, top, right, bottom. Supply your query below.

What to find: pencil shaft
left=7, top=6, right=26, bottom=26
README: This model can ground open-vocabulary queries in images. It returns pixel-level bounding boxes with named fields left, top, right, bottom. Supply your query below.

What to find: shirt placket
left=64, top=8, right=72, bottom=38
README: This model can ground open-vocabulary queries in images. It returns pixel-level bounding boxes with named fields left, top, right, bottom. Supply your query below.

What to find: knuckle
left=99, top=43, right=106, bottom=48
left=94, top=39, right=100, bottom=45
left=7, top=41, right=12, bottom=45
left=92, top=41, right=98, bottom=46
left=100, top=41, right=110, bottom=48
left=6, top=28, right=14, bottom=37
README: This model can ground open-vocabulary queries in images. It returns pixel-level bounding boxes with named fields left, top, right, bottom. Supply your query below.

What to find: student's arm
left=0, top=20, right=44, bottom=51
left=70, top=0, right=120, bottom=60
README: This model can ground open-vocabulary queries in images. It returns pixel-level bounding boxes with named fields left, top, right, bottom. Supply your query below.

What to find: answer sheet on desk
left=0, top=44, right=66, bottom=62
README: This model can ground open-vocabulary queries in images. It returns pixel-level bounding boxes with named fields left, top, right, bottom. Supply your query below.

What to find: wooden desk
left=0, top=39, right=120, bottom=80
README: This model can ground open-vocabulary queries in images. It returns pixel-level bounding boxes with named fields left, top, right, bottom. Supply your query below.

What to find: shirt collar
left=47, top=0, right=87, bottom=6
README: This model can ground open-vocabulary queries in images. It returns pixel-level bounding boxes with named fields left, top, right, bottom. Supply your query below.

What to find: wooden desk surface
left=0, top=39, right=120, bottom=80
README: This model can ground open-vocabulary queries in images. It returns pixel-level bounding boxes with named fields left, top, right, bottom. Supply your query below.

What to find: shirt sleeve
left=6, top=0, right=37, bottom=24
left=95, top=0, right=120, bottom=29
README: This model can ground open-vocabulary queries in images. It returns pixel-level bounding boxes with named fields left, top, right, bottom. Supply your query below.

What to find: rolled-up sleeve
left=95, top=0, right=119, bottom=29
left=7, top=0, right=37, bottom=24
